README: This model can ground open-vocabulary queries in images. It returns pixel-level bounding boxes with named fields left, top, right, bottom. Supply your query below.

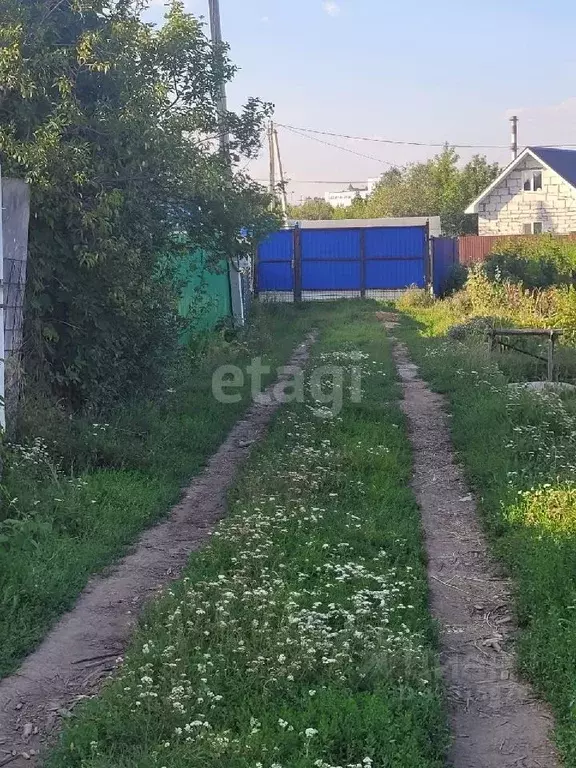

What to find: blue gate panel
left=259, top=230, right=293, bottom=262
left=432, top=237, right=458, bottom=295
left=366, top=259, right=425, bottom=289
left=302, top=261, right=361, bottom=290
left=301, top=229, right=361, bottom=261
left=365, top=227, right=426, bottom=259
left=258, top=261, right=293, bottom=291
left=258, top=225, right=428, bottom=295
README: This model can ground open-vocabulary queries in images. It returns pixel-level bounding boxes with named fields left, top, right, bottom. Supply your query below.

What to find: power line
left=277, top=122, right=510, bottom=149
left=281, top=125, right=396, bottom=166
left=277, top=122, right=576, bottom=150
left=254, top=179, right=371, bottom=185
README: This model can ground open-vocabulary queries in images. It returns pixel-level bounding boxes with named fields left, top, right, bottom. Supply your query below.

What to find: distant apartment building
left=367, top=177, right=382, bottom=195
left=325, top=184, right=369, bottom=208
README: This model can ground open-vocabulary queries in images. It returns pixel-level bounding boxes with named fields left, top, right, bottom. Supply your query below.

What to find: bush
left=484, top=235, right=576, bottom=290
left=447, top=316, right=498, bottom=341
left=442, top=263, right=468, bottom=296
left=552, top=286, right=576, bottom=344
left=465, top=267, right=508, bottom=315
left=484, top=252, right=565, bottom=289
left=1, top=0, right=275, bottom=409
left=397, top=286, right=434, bottom=310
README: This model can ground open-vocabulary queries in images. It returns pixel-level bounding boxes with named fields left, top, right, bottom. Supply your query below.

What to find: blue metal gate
left=257, top=223, right=429, bottom=300
left=432, top=237, right=458, bottom=296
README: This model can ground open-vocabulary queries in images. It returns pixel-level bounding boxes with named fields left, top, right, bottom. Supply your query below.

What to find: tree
left=0, top=0, right=276, bottom=407
left=332, top=194, right=368, bottom=220
left=362, top=148, right=500, bottom=235
left=288, top=197, right=335, bottom=221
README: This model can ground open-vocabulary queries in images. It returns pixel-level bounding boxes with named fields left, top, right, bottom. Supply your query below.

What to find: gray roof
left=287, top=216, right=441, bottom=235
left=530, top=146, right=576, bottom=188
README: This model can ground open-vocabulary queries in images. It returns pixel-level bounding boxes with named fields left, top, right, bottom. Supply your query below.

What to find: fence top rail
left=274, top=225, right=430, bottom=234
left=489, top=328, right=564, bottom=338
left=288, top=216, right=439, bottom=231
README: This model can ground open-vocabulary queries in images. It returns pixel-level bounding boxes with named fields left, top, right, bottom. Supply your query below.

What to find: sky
left=144, top=0, right=576, bottom=202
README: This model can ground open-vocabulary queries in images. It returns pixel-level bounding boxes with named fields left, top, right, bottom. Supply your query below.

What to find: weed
left=484, top=235, right=576, bottom=289
left=397, top=286, right=434, bottom=310
left=397, top=312, right=576, bottom=765
left=46, top=308, right=448, bottom=768
left=402, top=269, right=576, bottom=382
left=0, top=303, right=340, bottom=678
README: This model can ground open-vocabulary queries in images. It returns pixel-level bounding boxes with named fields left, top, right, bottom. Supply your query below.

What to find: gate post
left=424, top=219, right=432, bottom=293
left=293, top=224, right=302, bottom=302
left=252, top=243, right=259, bottom=298
left=359, top=228, right=366, bottom=299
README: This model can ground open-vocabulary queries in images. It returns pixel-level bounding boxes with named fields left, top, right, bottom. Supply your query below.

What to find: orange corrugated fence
left=458, top=234, right=576, bottom=265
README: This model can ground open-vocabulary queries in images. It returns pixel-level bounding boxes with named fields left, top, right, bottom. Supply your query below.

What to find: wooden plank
left=548, top=335, right=555, bottom=382
left=495, top=339, right=548, bottom=364
left=487, top=327, right=563, bottom=381
left=490, top=328, right=563, bottom=338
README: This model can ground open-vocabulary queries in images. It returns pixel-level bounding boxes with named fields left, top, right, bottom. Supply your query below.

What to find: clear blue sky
left=145, top=0, right=576, bottom=202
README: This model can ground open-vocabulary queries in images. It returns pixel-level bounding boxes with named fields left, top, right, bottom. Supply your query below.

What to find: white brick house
left=465, top=147, right=576, bottom=235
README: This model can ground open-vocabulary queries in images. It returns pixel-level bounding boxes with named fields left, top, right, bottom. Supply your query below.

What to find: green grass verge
left=47, top=304, right=447, bottom=768
left=398, top=278, right=576, bottom=383
left=397, top=308, right=576, bottom=765
left=0, top=303, right=337, bottom=679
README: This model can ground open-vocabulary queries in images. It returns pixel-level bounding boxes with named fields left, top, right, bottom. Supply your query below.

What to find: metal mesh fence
left=5, top=255, right=27, bottom=356
left=2, top=178, right=30, bottom=427
left=258, top=289, right=407, bottom=304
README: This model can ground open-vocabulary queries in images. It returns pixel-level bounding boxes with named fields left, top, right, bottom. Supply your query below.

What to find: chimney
left=510, top=115, right=519, bottom=160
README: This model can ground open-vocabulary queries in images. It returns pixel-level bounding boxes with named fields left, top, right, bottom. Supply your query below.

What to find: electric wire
left=277, top=122, right=576, bottom=150
left=281, top=124, right=396, bottom=166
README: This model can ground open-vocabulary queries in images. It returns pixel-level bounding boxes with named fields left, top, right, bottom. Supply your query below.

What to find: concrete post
left=2, top=179, right=30, bottom=428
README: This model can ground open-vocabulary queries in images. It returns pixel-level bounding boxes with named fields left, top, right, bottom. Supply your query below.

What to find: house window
left=533, top=171, right=543, bottom=191
left=523, top=222, right=543, bottom=234
left=523, top=170, right=543, bottom=191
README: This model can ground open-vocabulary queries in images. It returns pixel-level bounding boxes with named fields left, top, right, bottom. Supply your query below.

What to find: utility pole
left=208, top=0, right=229, bottom=156
left=273, top=125, right=289, bottom=222
left=510, top=115, right=519, bottom=161
left=268, top=120, right=276, bottom=197
left=208, top=0, right=244, bottom=325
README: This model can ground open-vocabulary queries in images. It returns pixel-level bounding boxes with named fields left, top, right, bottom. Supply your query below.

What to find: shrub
left=484, top=252, right=564, bottom=289
left=442, top=263, right=468, bottom=296
left=445, top=287, right=473, bottom=317
left=397, top=286, right=435, bottom=310
left=465, top=267, right=508, bottom=315
left=484, top=235, right=576, bottom=290
left=1, top=0, right=275, bottom=409
left=552, top=286, right=576, bottom=344
left=447, top=316, right=498, bottom=341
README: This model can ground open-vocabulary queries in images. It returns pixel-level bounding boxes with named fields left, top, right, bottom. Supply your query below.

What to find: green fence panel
left=177, top=250, right=231, bottom=341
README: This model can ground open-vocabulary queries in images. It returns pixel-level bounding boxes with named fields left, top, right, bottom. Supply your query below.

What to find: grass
left=0, top=302, right=337, bottom=679
left=46, top=304, right=448, bottom=768
left=403, top=273, right=576, bottom=384
left=397, top=306, right=576, bottom=765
